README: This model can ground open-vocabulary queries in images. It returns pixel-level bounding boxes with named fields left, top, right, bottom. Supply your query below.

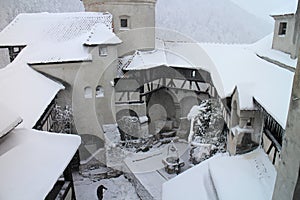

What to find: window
left=95, top=86, right=104, bottom=98
left=120, top=19, right=128, bottom=28
left=99, top=46, right=108, bottom=56
left=120, top=16, right=130, bottom=29
left=13, top=47, right=21, bottom=53
left=278, top=22, right=287, bottom=35
left=191, top=70, right=196, bottom=77
left=246, top=119, right=252, bottom=127
left=84, top=86, right=92, bottom=99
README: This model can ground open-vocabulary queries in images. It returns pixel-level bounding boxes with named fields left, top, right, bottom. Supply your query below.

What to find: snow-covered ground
left=74, top=172, right=140, bottom=200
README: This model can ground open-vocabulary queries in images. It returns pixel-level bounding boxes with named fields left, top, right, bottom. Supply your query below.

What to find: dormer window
left=120, top=16, right=130, bottom=30
left=278, top=22, right=287, bottom=35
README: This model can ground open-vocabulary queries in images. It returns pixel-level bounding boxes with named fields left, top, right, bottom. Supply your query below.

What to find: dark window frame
left=278, top=22, right=287, bottom=35
left=120, top=18, right=128, bottom=28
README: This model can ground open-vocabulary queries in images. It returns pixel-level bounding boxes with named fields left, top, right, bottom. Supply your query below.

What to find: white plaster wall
left=272, top=16, right=297, bottom=58
left=83, top=0, right=156, bottom=54
left=33, top=45, right=120, bottom=140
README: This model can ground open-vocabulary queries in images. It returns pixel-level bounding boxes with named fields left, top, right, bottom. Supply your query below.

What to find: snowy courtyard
left=74, top=171, right=140, bottom=200
left=0, top=0, right=299, bottom=199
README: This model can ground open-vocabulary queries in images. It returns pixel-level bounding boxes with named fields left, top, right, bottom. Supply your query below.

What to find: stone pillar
left=272, top=51, right=300, bottom=200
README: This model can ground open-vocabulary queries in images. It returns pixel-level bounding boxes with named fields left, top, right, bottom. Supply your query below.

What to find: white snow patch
left=122, top=49, right=168, bottom=71
left=84, top=22, right=122, bottom=46
left=139, top=116, right=149, bottom=124
left=209, top=148, right=277, bottom=200
left=162, top=155, right=221, bottom=200
left=74, top=175, right=140, bottom=200
left=231, top=125, right=254, bottom=136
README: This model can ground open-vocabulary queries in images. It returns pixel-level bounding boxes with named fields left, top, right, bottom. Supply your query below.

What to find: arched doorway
left=147, top=88, right=180, bottom=134
left=116, top=109, right=139, bottom=140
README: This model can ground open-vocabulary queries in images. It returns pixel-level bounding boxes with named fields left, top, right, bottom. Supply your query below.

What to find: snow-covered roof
left=84, top=23, right=121, bottom=46
left=199, top=41, right=294, bottom=128
left=0, top=61, right=64, bottom=129
left=122, top=49, right=168, bottom=70
left=0, top=12, right=120, bottom=64
left=270, top=0, right=298, bottom=16
left=0, top=104, right=22, bottom=138
left=0, top=128, right=81, bottom=200
left=123, top=37, right=294, bottom=128
left=122, top=40, right=208, bottom=71
left=248, top=34, right=297, bottom=69
left=163, top=148, right=276, bottom=200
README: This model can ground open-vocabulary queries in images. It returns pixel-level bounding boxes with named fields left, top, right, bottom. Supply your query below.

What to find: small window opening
left=13, top=47, right=21, bottom=53
left=99, top=46, right=108, bottom=56
left=96, top=86, right=104, bottom=98
left=278, top=22, right=287, bottom=35
left=84, top=86, right=92, bottom=99
left=191, top=70, right=196, bottom=77
left=246, top=119, right=252, bottom=127
left=120, top=19, right=128, bottom=28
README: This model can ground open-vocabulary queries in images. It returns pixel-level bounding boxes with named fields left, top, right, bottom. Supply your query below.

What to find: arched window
left=84, top=86, right=92, bottom=99
left=96, top=85, right=104, bottom=98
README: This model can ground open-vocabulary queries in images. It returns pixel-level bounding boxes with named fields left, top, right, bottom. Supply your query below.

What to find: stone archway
left=146, top=88, right=180, bottom=134
left=116, top=109, right=140, bottom=140
left=177, top=96, right=202, bottom=138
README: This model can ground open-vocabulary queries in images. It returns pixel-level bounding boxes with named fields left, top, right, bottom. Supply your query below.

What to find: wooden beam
left=264, top=128, right=282, bottom=152
left=273, top=150, right=277, bottom=165
left=118, top=92, right=126, bottom=101
left=127, top=91, right=130, bottom=101
left=267, top=143, right=274, bottom=154
left=180, top=80, right=187, bottom=89
left=195, top=81, right=201, bottom=91
left=157, top=78, right=161, bottom=89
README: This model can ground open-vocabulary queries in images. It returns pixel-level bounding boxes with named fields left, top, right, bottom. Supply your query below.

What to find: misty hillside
left=230, top=0, right=298, bottom=23
left=156, top=0, right=273, bottom=44
left=0, top=0, right=84, bottom=30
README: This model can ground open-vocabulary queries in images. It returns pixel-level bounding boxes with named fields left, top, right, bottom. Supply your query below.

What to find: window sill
left=119, top=28, right=130, bottom=31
